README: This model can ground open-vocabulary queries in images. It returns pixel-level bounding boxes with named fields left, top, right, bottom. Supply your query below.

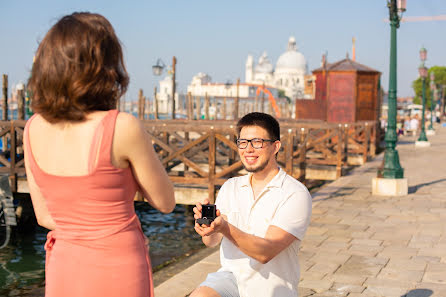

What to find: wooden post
left=298, top=127, right=307, bottom=182
left=233, top=78, right=239, bottom=120
left=195, top=96, right=200, bottom=120
left=17, top=87, right=25, bottom=120
left=2, top=75, right=8, bottom=153
left=154, top=87, right=159, bottom=120
left=208, top=130, right=216, bottom=202
left=138, top=89, right=144, bottom=120
left=370, top=122, right=377, bottom=157
left=171, top=56, right=177, bottom=119
left=336, top=125, right=343, bottom=178
left=205, top=93, right=209, bottom=120
left=223, top=97, right=227, bottom=120
left=187, top=92, right=192, bottom=120
left=2, top=74, right=8, bottom=120
left=10, top=121, right=17, bottom=192
left=343, top=124, right=349, bottom=166
left=363, top=123, right=370, bottom=164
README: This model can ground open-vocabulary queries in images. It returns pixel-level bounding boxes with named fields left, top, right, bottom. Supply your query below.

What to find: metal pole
left=171, top=56, right=177, bottom=119
left=379, top=0, right=404, bottom=179
left=418, top=78, right=428, bottom=141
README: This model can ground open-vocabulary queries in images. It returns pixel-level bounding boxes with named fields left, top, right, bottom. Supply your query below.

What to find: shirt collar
left=240, top=167, right=286, bottom=188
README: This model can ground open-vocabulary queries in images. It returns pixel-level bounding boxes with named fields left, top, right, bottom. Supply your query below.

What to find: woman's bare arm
left=114, top=113, right=175, bottom=213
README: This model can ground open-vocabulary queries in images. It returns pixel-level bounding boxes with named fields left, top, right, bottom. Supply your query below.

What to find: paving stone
left=324, top=274, right=367, bottom=285
left=298, top=287, right=316, bottom=297
left=318, top=241, right=350, bottom=252
left=309, top=252, right=351, bottom=265
left=300, top=271, right=327, bottom=281
left=307, top=262, right=341, bottom=274
left=417, top=247, right=446, bottom=258
left=378, top=246, right=419, bottom=259
left=310, top=291, right=348, bottom=297
left=385, top=258, right=427, bottom=271
left=330, top=282, right=365, bottom=293
left=422, top=262, right=446, bottom=284
left=307, top=226, right=330, bottom=236
left=364, top=277, right=416, bottom=289
left=335, top=256, right=383, bottom=277
left=362, top=285, right=408, bottom=296
left=299, top=279, right=334, bottom=293
left=377, top=268, right=424, bottom=282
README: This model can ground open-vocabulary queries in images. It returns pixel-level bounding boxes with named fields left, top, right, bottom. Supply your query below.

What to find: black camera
left=196, top=204, right=216, bottom=226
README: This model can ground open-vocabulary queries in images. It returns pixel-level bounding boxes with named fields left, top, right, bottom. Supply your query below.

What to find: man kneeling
left=191, top=112, right=312, bottom=297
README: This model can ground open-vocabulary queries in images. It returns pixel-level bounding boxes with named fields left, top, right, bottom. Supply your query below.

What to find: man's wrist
left=220, top=219, right=230, bottom=238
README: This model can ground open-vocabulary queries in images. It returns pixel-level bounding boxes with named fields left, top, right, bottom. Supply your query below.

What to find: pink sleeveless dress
left=24, top=110, right=154, bottom=297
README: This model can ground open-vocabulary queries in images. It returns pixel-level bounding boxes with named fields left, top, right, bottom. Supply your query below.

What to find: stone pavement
left=154, top=124, right=446, bottom=297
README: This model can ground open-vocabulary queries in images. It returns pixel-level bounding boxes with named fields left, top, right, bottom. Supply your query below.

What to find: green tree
left=412, top=66, right=446, bottom=108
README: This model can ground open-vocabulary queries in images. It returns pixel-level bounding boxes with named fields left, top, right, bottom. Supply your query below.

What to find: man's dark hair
left=28, top=12, right=129, bottom=123
left=236, top=112, right=280, bottom=141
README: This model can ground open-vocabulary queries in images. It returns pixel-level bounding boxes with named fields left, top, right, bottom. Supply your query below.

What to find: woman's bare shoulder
left=114, top=112, right=148, bottom=145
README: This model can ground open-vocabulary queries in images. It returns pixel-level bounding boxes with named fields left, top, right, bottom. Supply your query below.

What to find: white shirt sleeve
left=215, top=181, right=230, bottom=217
left=270, top=189, right=312, bottom=241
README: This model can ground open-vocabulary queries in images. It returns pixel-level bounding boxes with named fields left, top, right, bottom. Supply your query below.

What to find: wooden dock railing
left=0, top=119, right=378, bottom=203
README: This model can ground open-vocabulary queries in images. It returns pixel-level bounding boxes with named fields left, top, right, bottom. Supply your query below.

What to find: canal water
left=0, top=202, right=203, bottom=296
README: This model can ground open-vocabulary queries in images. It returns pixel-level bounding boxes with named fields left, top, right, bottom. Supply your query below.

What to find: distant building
left=296, top=55, right=382, bottom=123
left=245, top=36, right=312, bottom=101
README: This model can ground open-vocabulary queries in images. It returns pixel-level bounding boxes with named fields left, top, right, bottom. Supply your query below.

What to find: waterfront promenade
left=154, top=123, right=446, bottom=297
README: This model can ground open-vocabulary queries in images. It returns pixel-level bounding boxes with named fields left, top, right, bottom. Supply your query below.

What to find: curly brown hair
left=28, top=12, right=129, bottom=123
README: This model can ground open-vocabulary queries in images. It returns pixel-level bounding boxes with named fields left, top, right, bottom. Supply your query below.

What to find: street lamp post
left=373, top=0, right=408, bottom=196
left=378, top=0, right=406, bottom=179
left=417, top=48, right=429, bottom=144
left=428, top=72, right=435, bottom=131
left=152, top=57, right=177, bottom=119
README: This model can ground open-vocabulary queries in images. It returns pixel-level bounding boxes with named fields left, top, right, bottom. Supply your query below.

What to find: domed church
left=245, top=36, right=309, bottom=99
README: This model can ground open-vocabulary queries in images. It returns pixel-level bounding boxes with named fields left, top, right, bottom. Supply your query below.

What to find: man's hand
left=194, top=210, right=225, bottom=236
left=193, top=199, right=225, bottom=247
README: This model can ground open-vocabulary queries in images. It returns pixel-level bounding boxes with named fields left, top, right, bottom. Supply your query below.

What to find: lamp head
left=397, top=0, right=407, bottom=12
left=419, top=47, right=427, bottom=62
left=418, top=62, right=428, bottom=78
left=152, top=59, right=165, bottom=76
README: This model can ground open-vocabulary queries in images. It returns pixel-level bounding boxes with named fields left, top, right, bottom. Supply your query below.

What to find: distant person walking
left=410, top=115, right=420, bottom=134
left=24, top=12, right=175, bottom=297
left=191, top=112, right=312, bottom=297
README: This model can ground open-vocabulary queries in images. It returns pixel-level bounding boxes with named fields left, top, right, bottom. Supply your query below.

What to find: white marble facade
left=245, top=36, right=309, bottom=100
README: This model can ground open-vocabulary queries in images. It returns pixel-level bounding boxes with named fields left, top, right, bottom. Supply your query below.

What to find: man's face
left=238, top=125, right=279, bottom=173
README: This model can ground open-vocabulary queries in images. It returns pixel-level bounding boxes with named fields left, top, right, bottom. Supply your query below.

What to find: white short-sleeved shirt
left=215, top=167, right=312, bottom=297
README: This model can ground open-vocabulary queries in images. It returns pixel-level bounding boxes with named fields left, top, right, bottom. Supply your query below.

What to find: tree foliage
left=412, top=66, right=446, bottom=108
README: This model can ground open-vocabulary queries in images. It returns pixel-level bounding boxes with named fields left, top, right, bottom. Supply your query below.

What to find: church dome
left=275, top=37, right=306, bottom=73
left=255, top=52, right=274, bottom=73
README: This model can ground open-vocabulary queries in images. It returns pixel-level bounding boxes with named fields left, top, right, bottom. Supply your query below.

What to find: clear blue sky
left=1, top=0, right=446, bottom=101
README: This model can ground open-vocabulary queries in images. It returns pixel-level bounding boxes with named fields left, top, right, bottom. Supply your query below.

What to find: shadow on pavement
left=402, top=288, right=433, bottom=297
left=408, top=178, right=446, bottom=194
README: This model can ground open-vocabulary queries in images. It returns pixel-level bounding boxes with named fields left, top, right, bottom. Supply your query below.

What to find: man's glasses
left=236, top=138, right=276, bottom=149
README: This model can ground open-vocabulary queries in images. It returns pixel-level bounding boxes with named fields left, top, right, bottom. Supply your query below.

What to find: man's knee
left=190, top=286, right=221, bottom=297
